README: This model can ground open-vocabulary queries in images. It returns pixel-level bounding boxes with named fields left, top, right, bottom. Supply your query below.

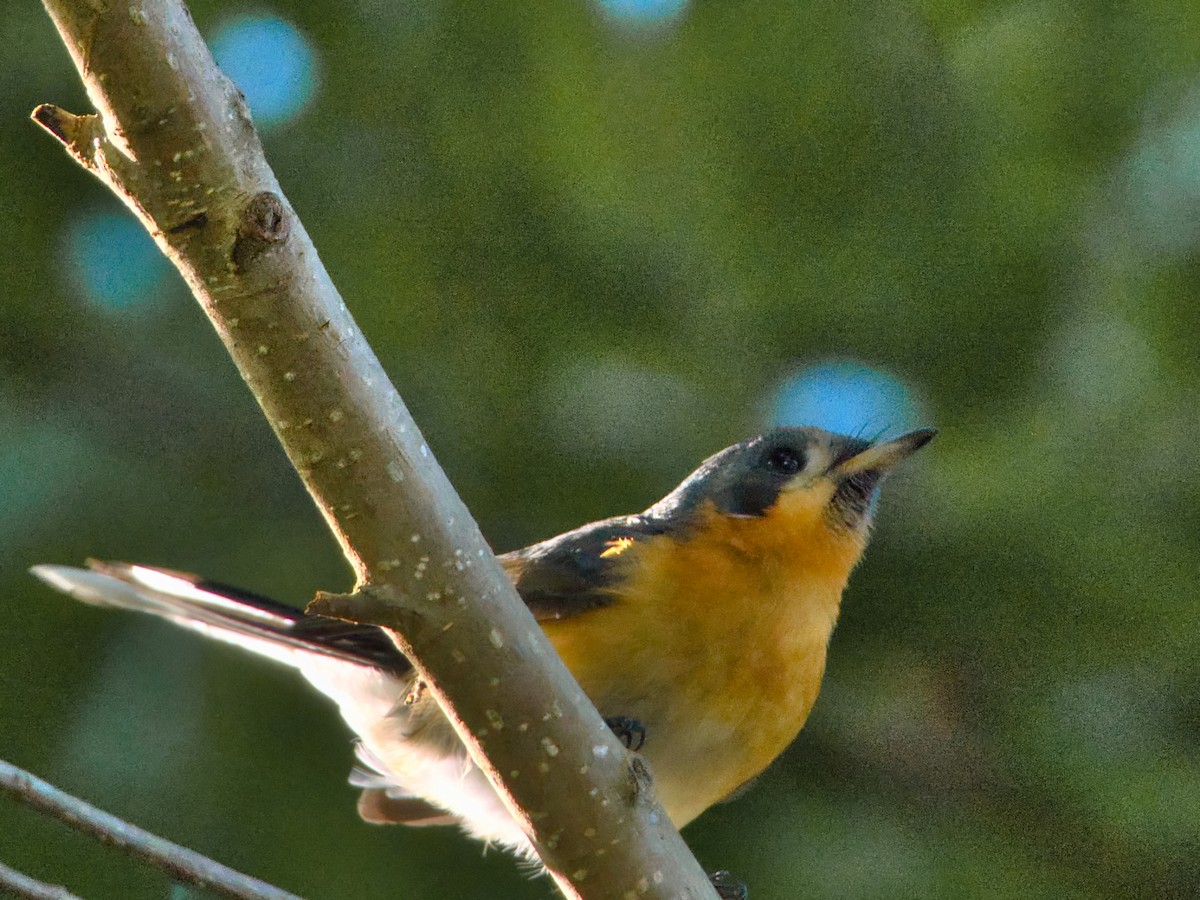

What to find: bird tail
left=31, top=561, right=527, bottom=843
left=29, top=561, right=407, bottom=673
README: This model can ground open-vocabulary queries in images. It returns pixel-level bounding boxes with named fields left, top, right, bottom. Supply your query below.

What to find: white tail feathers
left=29, top=562, right=377, bottom=671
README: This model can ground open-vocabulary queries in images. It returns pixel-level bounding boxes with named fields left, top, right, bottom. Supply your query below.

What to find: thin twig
left=0, top=759, right=303, bottom=900
left=0, top=860, right=84, bottom=900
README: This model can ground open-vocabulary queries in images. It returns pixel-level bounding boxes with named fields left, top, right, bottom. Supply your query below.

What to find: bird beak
left=832, top=428, right=937, bottom=476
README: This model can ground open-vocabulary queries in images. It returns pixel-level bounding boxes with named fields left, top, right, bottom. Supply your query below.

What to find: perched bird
left=32, top=426, right=933, bottom=868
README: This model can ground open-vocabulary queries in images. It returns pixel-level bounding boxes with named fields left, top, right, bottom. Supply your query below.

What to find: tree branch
left=33, top=1, right=717, bottom=897
left=0, top=759, right=301, bottom=900
left=0, top=860, right=84, bottom=900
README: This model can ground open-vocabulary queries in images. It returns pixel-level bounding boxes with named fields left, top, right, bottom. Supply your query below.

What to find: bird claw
left=603, top=716, right=646, bottom=751
left=708, top=870, right=748, bottom=900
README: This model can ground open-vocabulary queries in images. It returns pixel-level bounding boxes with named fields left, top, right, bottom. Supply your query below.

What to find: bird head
left=648, top=426, right=936, bottom=563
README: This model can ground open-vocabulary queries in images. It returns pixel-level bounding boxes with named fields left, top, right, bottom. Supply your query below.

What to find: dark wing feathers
left=37, top=516, right=664, bottom=675
left=186, top=577, right=408, bottom=670
left=499, top=515, right=665, bottom=621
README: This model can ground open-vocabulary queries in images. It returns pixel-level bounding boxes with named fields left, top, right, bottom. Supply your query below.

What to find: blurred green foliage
left=3, top=1, right=1199, bottom=898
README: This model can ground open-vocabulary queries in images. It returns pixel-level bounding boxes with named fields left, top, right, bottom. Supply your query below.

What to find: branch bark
left=32, top=1, right=718, bottom=897
left=0, top=860, right=84, bottom=900
left=0, top=759, right=300, bottom=900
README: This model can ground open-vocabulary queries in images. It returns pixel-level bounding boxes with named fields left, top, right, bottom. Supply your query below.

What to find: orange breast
left=541, top=491, right=867, bottom=826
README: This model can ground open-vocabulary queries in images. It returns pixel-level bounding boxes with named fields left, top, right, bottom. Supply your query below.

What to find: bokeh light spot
left=770, top=360, right=920, bottom=438
left=63, top=623, right=204, bottom=805
left=1053, top=315, right=1158, bottom=418
left=64, top=210, right=169, bottom=310
left=595, top=0, right=689, bottom=26
left=210, top=15, right=317, bottom=127
left=1124, top=86, right=1200, bottom=257
left=545, top=356, right=698, bottom=470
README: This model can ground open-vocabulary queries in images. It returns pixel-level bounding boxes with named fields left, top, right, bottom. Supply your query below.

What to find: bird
left=32, top=425, right=933, bottom=877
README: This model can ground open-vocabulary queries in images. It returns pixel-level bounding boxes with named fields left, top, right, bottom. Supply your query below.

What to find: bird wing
left=31, top=515, right=665, bottom=673
left=498, top=514, right=666, bottom=621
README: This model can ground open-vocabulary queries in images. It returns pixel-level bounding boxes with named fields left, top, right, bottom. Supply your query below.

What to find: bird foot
left=603, top=716, right=646, bottom=751
left=708, top=870, right=748, bottom=900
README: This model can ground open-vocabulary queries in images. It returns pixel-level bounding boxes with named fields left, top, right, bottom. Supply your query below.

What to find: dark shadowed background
left=2, top=1, right=1198, bottom=897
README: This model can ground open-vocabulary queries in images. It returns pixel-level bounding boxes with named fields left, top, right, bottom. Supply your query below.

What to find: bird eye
left=765, top=446, right=803, bottom=475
